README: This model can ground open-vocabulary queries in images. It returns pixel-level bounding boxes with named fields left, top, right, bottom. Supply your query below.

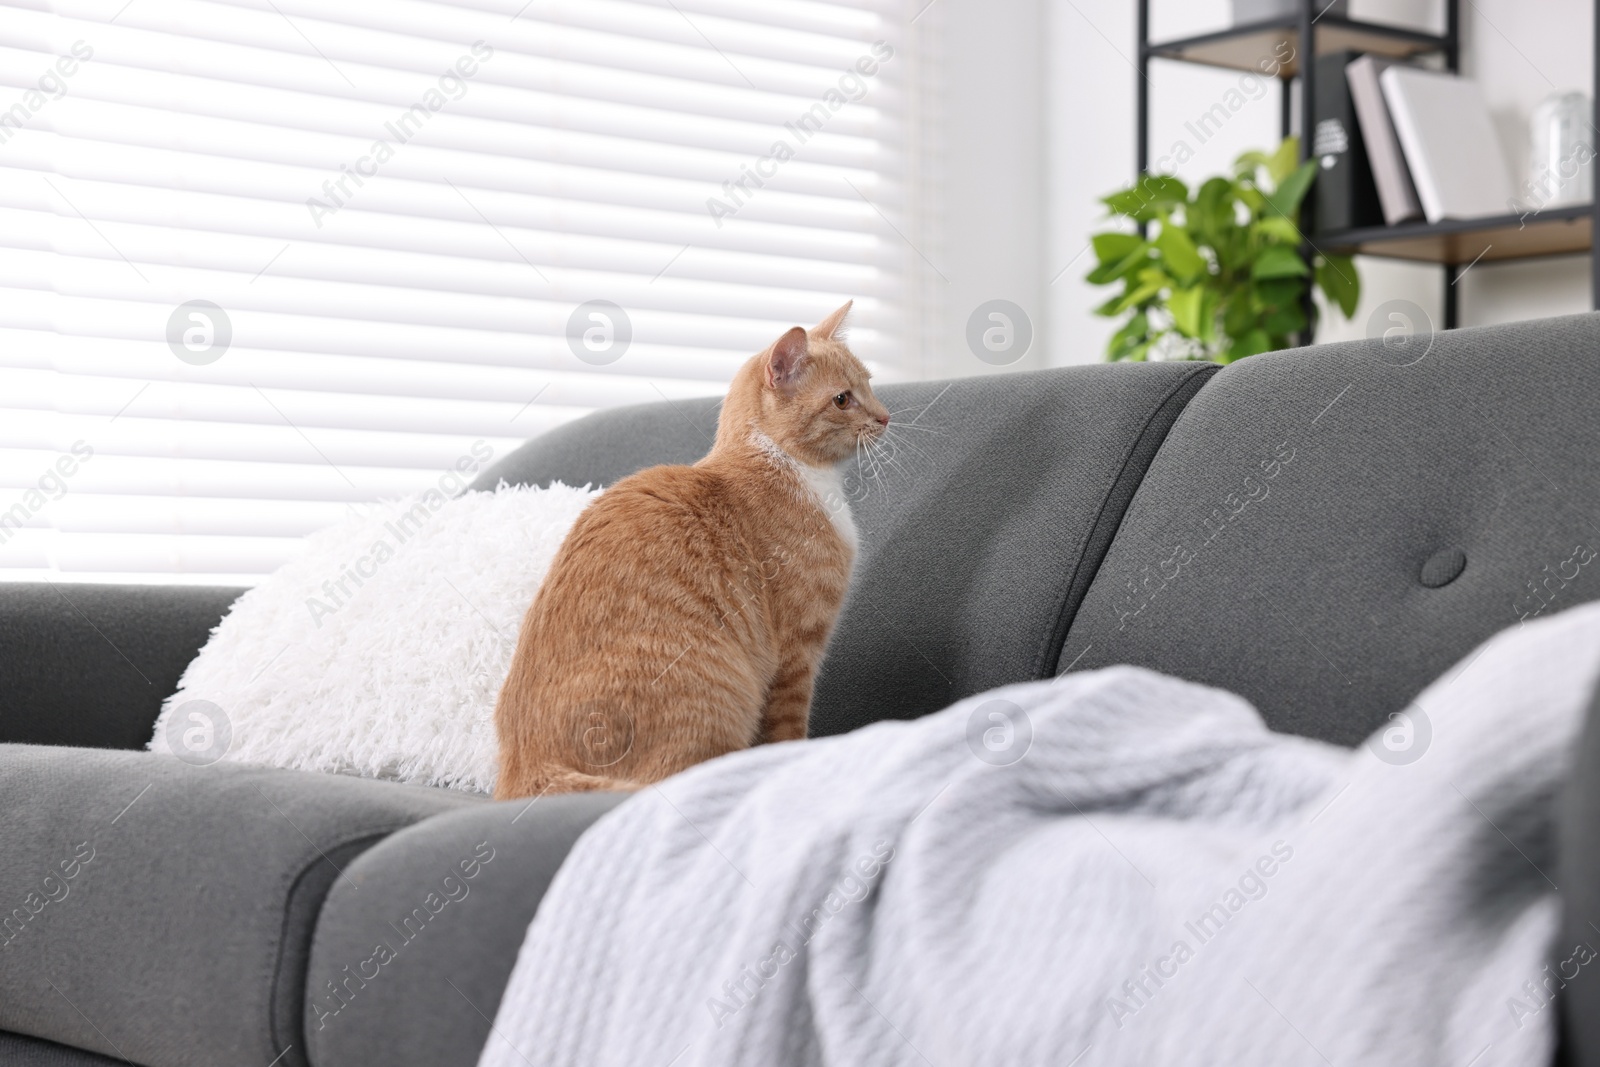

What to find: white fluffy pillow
left=148, top=482, right=600, bottom=793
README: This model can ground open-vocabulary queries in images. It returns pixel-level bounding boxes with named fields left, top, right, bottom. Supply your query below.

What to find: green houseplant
left=1087, top=138, right=1360, bottom=362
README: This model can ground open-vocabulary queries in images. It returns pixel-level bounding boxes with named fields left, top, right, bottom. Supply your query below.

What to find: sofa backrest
left=474, top=361, right=1216, bottom=736
left=1061, top=313, right=1600, bottom=745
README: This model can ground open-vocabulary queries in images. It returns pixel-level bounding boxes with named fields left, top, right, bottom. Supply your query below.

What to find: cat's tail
left=497, top=766, right=644, bottom=800
left=543, top=768, right=644, bottom=795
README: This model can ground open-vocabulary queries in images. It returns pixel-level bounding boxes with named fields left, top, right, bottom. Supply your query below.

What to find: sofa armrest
left=305, top=793, right=627, bottom=1067
left=0, top=582, right=241, bottom=749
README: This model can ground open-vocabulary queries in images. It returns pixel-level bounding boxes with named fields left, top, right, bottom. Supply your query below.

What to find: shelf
left=1135, top=0, right=1598, bottom=323
left=1317, top=204, right=1593, bottom=266
left=1144, top=16, right=1448, bottom=78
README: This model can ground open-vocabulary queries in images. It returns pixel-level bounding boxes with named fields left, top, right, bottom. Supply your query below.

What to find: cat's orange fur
left=493, top=302, right=889, bottom=799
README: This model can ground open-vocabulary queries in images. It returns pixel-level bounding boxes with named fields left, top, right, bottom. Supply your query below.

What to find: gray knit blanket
left=480, top=604, right=1600, bottom=1067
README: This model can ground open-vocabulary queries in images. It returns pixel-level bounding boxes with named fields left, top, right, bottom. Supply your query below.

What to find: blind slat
left=0, top=204, right=892, bottom=296
left=0, top=156, right=897, bottom=257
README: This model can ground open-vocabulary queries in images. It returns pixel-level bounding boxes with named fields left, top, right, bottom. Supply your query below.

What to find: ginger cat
left=493, top=302, right=889, bottom=799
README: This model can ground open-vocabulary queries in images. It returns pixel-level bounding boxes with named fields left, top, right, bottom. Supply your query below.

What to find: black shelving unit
left=1135, top=0, right=1600, bottom=333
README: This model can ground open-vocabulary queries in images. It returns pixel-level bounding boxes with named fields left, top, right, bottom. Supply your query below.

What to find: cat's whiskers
left=880, top=425, right=933, bottom=465
left=863, top=431, right=903, bottom=484
left=884, top=406, right=947, bottom=434
left=853, top=428, right=878, bottom=491
left=866, top=420, right=920, bottom=474
left=857, top=432, right=882, bottom=484
left=858, top=435, right=877, bottom=480
left=873, top=433, right=909, bottom=478
left=881, top=421, right=944, bottom=435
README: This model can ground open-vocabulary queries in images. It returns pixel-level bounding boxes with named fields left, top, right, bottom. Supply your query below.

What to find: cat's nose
left=876, top=412, right=890, bottom=426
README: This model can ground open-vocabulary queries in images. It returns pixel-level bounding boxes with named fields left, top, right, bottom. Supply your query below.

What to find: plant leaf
left=1169, top=285, right=1204, bottom=338
left=1101, top=190, right=1156, bottom=222
left=1156, top=225, right=1206, bottom=284
left=1316, top=253, right=1361, bottom=318
left=1262, top=302, right=1307, bottom=335
left=1255, top=216, right=1302, bottom=245
left=1137, top=174, right=1190, bottom=205
left=1223, top=293, right=1256, bottom=337
left=1253, top=277, right=1303, bottom=308
left=1086, top=241, right=1150, bottom=285
left=1267, top=137, right=1300, bottom=184
left=1265, top=158, right=1318, bottom=221
left=1106, top=312, right=1150, bottom=360
left=1234, top=149, right=1273, bottom=180
left=1092, top=292, right=1127, bottom=317
left=1197, top=287, right=1220, bottom=345
left=1252, top=245, right=1310, bottom=280
left=1108, top=279, right=1165, bottom=316
left=1092, top=232, right=1143, bottom=266
left=1102, top=174, right=1189, bottom=221
left=1194, top=177, right=1235, bottom=236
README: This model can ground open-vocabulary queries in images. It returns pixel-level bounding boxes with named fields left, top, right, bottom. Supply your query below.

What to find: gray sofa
left=3, top=313, right=1599, bottom=1066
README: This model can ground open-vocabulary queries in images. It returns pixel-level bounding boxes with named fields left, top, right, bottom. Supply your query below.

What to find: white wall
left=1040, top=0, right=1595, bottom=364
left=910, top=0, right=1048, bottom=379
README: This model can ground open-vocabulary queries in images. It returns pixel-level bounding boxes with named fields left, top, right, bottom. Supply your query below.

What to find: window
left=0, top=0, right=916, bottom=585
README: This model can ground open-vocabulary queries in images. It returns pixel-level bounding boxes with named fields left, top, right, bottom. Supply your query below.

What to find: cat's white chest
left=797, top=463, right=858, bottom=550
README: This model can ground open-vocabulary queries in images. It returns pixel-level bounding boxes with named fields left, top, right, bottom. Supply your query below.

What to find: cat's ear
left=767, top=327, right=810, bottom=392
left=811, top=300, right=853, bottom=340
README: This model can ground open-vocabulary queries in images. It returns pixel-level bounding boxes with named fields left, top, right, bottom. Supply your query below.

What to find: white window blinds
left=0, top=0, right=911, bottom=586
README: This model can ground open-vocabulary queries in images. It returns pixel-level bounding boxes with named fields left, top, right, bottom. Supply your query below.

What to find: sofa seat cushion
left=305, top=793, right=627, bottom=1067
left=1061, top=313, right=1600, bottom=745
left=0, top=744, right=478, bottom=1067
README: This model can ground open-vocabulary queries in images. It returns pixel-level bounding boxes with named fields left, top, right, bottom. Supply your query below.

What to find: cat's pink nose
left=877, top=413, right=890, bottom=426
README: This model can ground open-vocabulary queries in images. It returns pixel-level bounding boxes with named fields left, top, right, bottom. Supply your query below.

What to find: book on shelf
left=1311, top=51, right=1386, bottom=233
left=1345, top=54, right=1424, bottom=226
left=1379, top=65, right=1516, bottom=223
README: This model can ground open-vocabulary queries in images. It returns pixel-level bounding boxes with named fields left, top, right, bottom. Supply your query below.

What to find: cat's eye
left=833, top=392, right=851, bottom=409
